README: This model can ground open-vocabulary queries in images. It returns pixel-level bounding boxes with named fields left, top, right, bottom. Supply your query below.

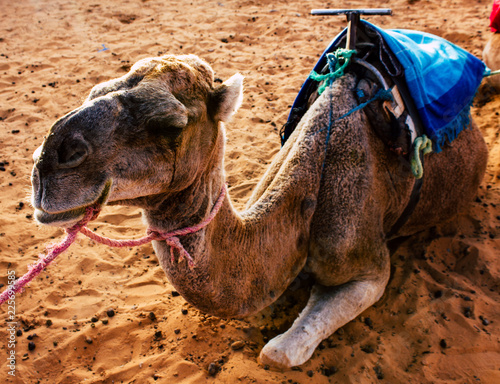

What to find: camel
left=31, top=54, right=488, bottom=368
left=483, top=33, right=500, bottom=91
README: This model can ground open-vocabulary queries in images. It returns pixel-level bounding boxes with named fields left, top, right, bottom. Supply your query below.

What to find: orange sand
left=0, top=0, right=499, bottom=383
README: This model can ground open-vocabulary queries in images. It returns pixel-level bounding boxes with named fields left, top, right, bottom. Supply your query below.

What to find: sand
left=0, top=0, right=499, bottom=383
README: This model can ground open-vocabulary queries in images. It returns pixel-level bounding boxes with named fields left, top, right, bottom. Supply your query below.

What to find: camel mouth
left=34, top=180, right=112, bottom=228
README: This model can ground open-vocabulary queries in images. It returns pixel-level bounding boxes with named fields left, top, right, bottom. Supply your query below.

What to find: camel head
left=31, top=54, right=243, bottom=227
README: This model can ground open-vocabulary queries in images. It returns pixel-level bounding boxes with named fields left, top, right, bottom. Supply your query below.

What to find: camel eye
left=57, top=138, right=90, bottom=168
left=146, top=116, right=184, bottom=139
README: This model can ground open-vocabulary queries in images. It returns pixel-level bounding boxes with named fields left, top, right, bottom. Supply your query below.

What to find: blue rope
left=309, top=47, right=394, bottom=175
left=356, top=88, right=365, bottom=99
left=319, top=88, right=393, bottom=175
left=335, top=88, right=393, bottom=122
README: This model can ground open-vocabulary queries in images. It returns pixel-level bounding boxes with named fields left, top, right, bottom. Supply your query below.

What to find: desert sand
left=0, top=0, right=499, bottom=383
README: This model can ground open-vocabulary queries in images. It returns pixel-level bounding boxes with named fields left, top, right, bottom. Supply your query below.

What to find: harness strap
left=386, top=168, right=424, bottom=239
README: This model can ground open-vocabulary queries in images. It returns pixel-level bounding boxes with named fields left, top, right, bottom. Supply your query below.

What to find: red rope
left=0, top=186, right=226, bottom=305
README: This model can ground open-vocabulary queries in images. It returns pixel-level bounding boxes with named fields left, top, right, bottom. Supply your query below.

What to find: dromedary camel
left=31, top=54, right=488, bottom=368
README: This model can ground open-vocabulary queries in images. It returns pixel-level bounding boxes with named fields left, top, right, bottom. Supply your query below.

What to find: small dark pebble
left=440, top=339, right=447, bottom=348
left=364, top=317, right=373, bottom=328
left=464, top=307, right=473, bottom=318
left=149, top=312, right=156, bottom=321
left=46, top=319, right=53, bottom=327
left=231, top=340, right=245, bottom=350
left=53, top=341, right=58, bottom=347
left=307, top=370, right=314, bottom=377
left=101, top=319, right=108, bottom=325
left=28, top=341, right=36, bottom=351
left=434, top=290, right=443, bottom=298
left=16, top=330, right=22, bottom=337
left=374, top=365, right=384, bottom=380
left=208, top=362, right=219, bottom=376
left=482, top=318, right=490, bottom=326
left=106, top=309, right=115, bottom=317
left=154, top=330, right=162, bottom=340
left=174, top=329, right=180, bottom=334
left=85, top=337, right=93, bottom=344
left=27, top=333, right=37, bottom=340
left=11, top=130, right=20, bottom=134
left=0, top=167, right=5, bottom=172
left=463, top=296, right=472, bottom=301
left=171, top=290, right=180, bottom=297
left=321, top=366, right=338, bottom=377
left=181, top=309, right=188, bottom=315
left=91, top=316, right=98, bottom=323
left=361, top=344, right=375, bottom=354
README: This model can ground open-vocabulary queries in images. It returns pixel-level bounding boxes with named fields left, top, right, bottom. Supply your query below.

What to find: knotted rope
left=410, top=135, right=433, bottom=179
left=310, top=48, right=357, bottom=95
left=0, top=186, right=227, bottom=305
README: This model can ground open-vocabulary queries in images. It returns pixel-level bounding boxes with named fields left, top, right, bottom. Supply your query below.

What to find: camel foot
left=259, top=334, right=316, bottom=369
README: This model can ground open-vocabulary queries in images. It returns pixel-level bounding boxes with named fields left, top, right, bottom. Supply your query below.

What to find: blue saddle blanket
left=290, top=21, right=487, bottom=152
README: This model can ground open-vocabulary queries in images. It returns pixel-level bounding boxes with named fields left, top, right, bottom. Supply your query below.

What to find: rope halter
left=0, top=186, right=227, bottom=305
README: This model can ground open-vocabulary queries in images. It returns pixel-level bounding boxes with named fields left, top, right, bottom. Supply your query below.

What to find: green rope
left=410, top=135, right=433, bottom=179
left=484, top=69, right=500, bottom=77
left=310, top=48, right=357, bottom=95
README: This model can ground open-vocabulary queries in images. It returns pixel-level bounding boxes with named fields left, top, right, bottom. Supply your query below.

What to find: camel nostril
left=57, top=138, right=90, bottom=168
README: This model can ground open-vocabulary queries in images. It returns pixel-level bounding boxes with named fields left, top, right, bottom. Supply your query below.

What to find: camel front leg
left=259, top=276, right=389, bottom=368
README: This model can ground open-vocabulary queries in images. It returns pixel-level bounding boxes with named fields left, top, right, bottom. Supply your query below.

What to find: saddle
left=281, top=21, right=422, bottom=157
left=281, top=21, right=487, bottom=155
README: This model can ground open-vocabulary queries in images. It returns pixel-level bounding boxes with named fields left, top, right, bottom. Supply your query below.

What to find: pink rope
left=0, top=186, right=226, bottom=305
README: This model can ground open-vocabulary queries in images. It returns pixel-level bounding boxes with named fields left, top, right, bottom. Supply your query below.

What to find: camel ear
left=210, top=73, right=243, bottom=122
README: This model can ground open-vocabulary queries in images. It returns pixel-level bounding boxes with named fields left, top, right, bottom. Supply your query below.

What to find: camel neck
left=140, top=131, right=320, bottom=317
left=140, top=80, right=355, bottom=317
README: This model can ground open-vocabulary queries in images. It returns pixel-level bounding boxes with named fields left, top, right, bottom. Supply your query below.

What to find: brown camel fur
left=31, top=54, right=488, bottom=368
left=483, top=32, right=500, bottom=91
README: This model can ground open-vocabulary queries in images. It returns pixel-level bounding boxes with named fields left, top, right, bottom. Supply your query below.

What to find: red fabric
left=491, top=0, right=500, bottom=33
